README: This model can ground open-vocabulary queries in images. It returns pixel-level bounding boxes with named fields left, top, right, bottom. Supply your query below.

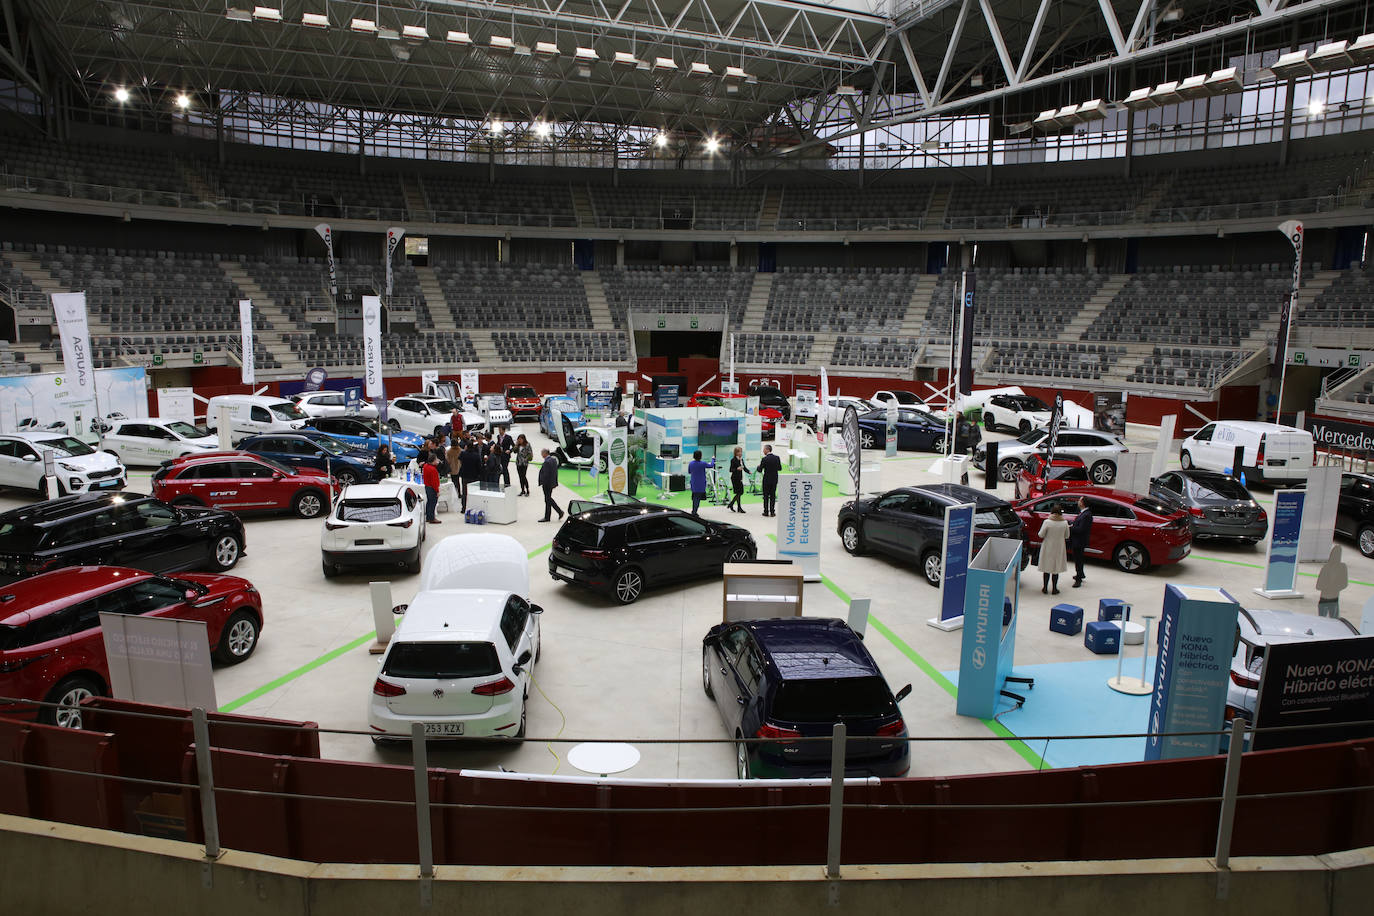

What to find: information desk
left=466, top=486, right=518, bottom=525
left=722, top=562, right=805, bottom=623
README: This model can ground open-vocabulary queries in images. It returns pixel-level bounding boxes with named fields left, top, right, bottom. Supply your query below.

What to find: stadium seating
left=284, top=332, right=477, bottom=368
left=491, top=330, right=630, bottom=363
left=985, top=341, right=1124, bottom=381
left=599, top=266, right=752, bottom=327
left=735, top=332, right=813, bottom=366
left=590, top=187, right=762, bottom=229
left=1085, top=266, right=1280, bottom=347
left=830, top=335, right=921, bottom=369
left=765, top=267, right=919, bottom=333
left=944, top=175, right=1139, bottom=227
left=1127, top=347, right=1246, bottom=386
left=422, top=175, right=576, bottom=225
left=925, top=268, right=1104, bottom=343
left=776, top=186, right=932, bottom=229
left=1301, top=262, right=1374, bottom=327
left=430, top=263, right=590, bottom=328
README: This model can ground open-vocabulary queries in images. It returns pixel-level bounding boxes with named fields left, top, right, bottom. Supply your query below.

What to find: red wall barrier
left=0, top=718, right=121, bottom=831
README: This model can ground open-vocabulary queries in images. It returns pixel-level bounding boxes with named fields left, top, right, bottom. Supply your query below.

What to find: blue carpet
left=944, top=655, right=1160, bottom=769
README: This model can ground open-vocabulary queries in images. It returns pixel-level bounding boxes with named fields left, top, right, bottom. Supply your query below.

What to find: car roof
left=0, top=566, right=155, bottom=625
left=339, top=480, right=418, bottom=500
left=571, top=502, right=673, bottom=525
left=906, top=483, right=1011, bottom=508
left=3, top=431, right=74, bottom=442
left=1239, top=607, right=1359, bottom=644
left=1176, top=469, right=1240, bottom=483
left=1203, top=420, right=1305, bottom=434
left=394, top=589, right=514, bottom=641
left=0, top=492, right=152, bottom=527
left=164, top=450, right=257, bottom=464
left=743, top=618, right=878, bottom=680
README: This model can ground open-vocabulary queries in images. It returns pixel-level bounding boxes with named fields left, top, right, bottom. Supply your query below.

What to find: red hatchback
left=151, top=451, right=341, bottom=519
left=0, top=566, right=263, bottom=728
left=1015, top=487, right=1194, bottom=573
left=1014, top=454, right=1091, bottom=500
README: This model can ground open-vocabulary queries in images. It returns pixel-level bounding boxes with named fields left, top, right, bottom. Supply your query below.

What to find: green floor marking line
left=223, top=543, right=555, bottom=711
left=1192, top=553, right=1374, bottom=588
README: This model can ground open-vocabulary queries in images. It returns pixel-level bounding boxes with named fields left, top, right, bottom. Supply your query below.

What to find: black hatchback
left=837, top=483, right=1025, bottom=586
left=702, top=617, right=912, bottom=779
left=549, top=498, right=756, bottom=603
left=1336, top=472, right=1374, bottom=558
left=0, top=493, right=247, bottom=584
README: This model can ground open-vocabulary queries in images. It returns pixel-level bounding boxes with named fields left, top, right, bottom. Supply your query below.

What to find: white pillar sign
left=51, top=292, right=95, bottom=404
left=238, top=299, right=255, bottom=384
left=776, top=473, right=822, bottom=581
left=362, top=295, right=384, bottom=397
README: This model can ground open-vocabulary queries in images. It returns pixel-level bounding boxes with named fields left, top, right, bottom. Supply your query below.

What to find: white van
left=1179, top=420, right=1314, bottom=485
left=204, top=395, right=309, bottom=446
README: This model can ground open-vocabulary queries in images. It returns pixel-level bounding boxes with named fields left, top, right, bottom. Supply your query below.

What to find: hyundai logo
left=971, top=646, right=986, bottom=669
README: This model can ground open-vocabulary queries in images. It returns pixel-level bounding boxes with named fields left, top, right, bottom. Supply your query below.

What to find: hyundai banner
left=776, top=474, right=822, bottom=581
left=1252, top=636, right=1374, bottom=751
left=384, top=226, right=406, bottom=297
left=314, top=223, right=336, bottom=296
left=1145, top=585, right=1240, bottom=760
left=931, top=503, right=975, bottom=630
left=238, top=299, right=255, bottom=385
left=362, top=295, right=384, bottom=398
left=51, top=292, right=95, bottom=405
left=1257, top=490, right=1305, bottom=597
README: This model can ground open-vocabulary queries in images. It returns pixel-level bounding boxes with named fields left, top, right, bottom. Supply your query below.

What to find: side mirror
left=184, top=589, right=199, bottom=601
left=314, top=451, right=326, bottom=459
left=21, top=454, right=38, bottom=462
left=530, top=604, right=544, bottom=615
left=894, top=684, right=912, bottom=704
left=392, top=604, right=408, bottom=616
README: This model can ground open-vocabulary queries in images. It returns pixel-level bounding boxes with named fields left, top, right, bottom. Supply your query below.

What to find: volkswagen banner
left=362, top=295, right=384, bottom=397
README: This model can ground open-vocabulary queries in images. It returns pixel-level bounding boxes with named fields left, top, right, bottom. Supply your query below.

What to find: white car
left=0, top=431, right=126, bottom=497
left=474, top=393, right=513, bottom=429
left=388, top=394, right=486, bottom=436
left=292, top=390, right=378, bottom=419
left=367, top=588, right=542, bottom=743
left=1180, top=420, right=1314, bottom=485
left=871, top=389, right=926, bottom=408
left=1226, top=607, right=1361, bottom=721
left=975, top=390, right=1053, bottom=434
left=974, top=427, right=1128, bottom=483
left=321, top=479, right=427, bottom=577
left=819, top=395, right=877, bottom=429
left=102, top=418, right=220, bottom=466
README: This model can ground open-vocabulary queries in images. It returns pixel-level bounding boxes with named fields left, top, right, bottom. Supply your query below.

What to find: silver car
left=1150, top=470, right=1268, bottom=545
left=975, top=428, right=1128, bottom=484
left=1227, top=608, right=1360, bottom=721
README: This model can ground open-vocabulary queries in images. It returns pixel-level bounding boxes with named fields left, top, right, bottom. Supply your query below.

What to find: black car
left=702, top=617, right=912, bottom=779
left=238, top=431, right=381, bottom=486
left=549, top=499, right=756, bottom=603
left=1149, top=470, right=1268, bottom=544
left=0, top=493, right=246, bottom=584
left=1336, top=472, right=1374, bottom=558
left=747, top=385, right=791, bottom=420
left=837, top=483, right=1025, bottom=586
left=855, top=407, right=981, bottom=453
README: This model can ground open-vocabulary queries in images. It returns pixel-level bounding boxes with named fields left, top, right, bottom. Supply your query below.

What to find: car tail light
left=756, top=723, right=802, bottom=741
left=372, top=678, right=406, bottom=697
left=1188, top=506, right=1206, bottom=518
left=387, top=519, right=414, bottom=528
left=875, top=718, right=906, bottom=737
left=1255, top=437, right=1265, bottom=467
left=324, top=520, right=347, bottom=530
left=1230, top=669, right=1259, bottom=690
left=1257, top=506, right=1268, bottom=520
left=580, top=548, right=609, bottom=560
left=472, top=676, right=515, bottom=696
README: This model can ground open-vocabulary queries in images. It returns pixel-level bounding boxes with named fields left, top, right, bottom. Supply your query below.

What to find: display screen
left=660, top=443, right=680, bottom=458
left=697, top=419, right=739, bottom=446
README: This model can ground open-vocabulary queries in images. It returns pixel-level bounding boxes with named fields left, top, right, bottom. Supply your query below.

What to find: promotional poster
left=362, top=295, right=384, bottom=398
left=0, top=366, right=149, bottom=441
left=776, top=473, right=822, bottom=581
left=1145, top=584, right=1240, bottom=760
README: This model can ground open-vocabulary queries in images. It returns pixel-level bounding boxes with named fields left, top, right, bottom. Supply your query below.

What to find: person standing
left=458, top=439, right=482, bottom=511
left=687, top=449, right=715, bottom=516
left=445, top=437, right=464, bottom=505
left=514, top=434, right=533, bottom=496
left=1069, top=496, right=1094, bottom=588
left=422, top=454, right=443, bottom=525
left=756, top=444, right=782, bottom=517
left=1037, top=506, right=1070, bottom=595
left=497, top=426, right=514, bottom=488
left=538, top=448, right=563, bottom=522
left=727, top=446, right=746, bottom=513
left=484, top=441, right=505, bottom=490
left=450, top=407, right=465, bottom=438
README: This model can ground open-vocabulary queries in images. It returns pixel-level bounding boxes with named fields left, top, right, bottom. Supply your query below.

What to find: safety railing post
left=411, top=722, right=435, bottom=905
left=1214, top=716, right=1247, bottom=898
left=191, top=706, right=220, bottom=887
left=826, top=722, right=847, bottom=881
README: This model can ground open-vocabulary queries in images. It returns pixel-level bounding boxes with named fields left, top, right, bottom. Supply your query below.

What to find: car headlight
left=58, top=462, right=82, bottom=473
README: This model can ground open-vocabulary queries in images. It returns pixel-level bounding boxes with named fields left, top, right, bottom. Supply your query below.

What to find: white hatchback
left=368, top=589, right=542, bottom=743
left=321, top=479, right=426, bottom=577
left=0, top=432, right=126, bottom=497
left=103, top=418, right=220, bottom=466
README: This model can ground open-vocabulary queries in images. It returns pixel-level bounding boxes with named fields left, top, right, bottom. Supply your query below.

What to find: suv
left=979, top=392, right=1052, bottom=434
left=0, top=493, right=246, bottom=583
left=1226, top=607, right=1361, bottom=722
left=321, top=479, right=427, bottom=577
left=238, top=431, right=380, bottom=486
left=291, top=390, right=377, bottom=419
left=474, top=393, right=513, bottom=428
left=1336, top=472, right=1374, bottom=558
left=747, top=384, right=791, bottom=420
left=368, top=588, right=542, bottom=743
left=0, top=566, right=262, bottom=728
left=837, top=484, right=1025, bottom=586
left=0, top=431, right=126, bottom=497
left=102, top=418, right=220, bottom=467
left=303, top=416, right=423, bottom=462
left=975, top=427, right=1128, bottom=484
left=152, top=451, right=339, bottom=519
left=549, top=500, right=756, bottom=604
left=702, top=618, right=912, bottom=779
left=503, top=384, right=542, bottom=418
left=388, top=395, right=485, bottom=436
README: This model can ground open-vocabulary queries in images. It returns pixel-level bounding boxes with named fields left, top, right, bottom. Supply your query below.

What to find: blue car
left=539, top=396, right=584, bottom=440
left=238, top=431, right=382, bottom=487
left=702, top=617, right=912, bottom=779
left=303, top=416, right=423, bottom=462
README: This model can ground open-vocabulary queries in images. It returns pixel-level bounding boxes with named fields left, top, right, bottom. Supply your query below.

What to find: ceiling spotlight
left=689, top=61, right=712, bottom=77
left=175, top=93, right=191, bottom=109
left=350, top=17, right=376, bottom=33
left=446, top=30, right=471, bottom=45
left=535, top=41, right=559, bottom=58
left=252, top=5, right=281, bottom=21
left=402, top=25, right=428, bottom=41
left=1123, top=87, right=1158, bottom=110
left=1271, top=49, right=1313, bottom=79
left=724, top=65, right=747, bottom=80
left=114, top=87, right=130, bottom=103
left=534, top=120, right=552, bottom=138
left=1308, top=98, right=1326, bottom=117
left=655, top=131, right=669, bottom=148
left=224, top=7, right=252, bottom=22
left=489, top=118, right=504, bottom=135
left=1348, top=33, right=1374, bottom=65
left=612, top=51, right=639, bottom=68
left=377, top=27, right=399, bottom=40
left=574, top=46, right=598, bottom=62
left=489, top=35, right=515, bottom=53
left=1310, top=40, right=1352, bottom=70
left=301, top=11, right=328, bottom=28
left=653, top=57, right=677, bottom=71
left=705, top=136, right=720, bottom=153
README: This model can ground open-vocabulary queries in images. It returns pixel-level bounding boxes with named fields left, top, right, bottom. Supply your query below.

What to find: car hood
left=50, top=449, right=121, bottom=471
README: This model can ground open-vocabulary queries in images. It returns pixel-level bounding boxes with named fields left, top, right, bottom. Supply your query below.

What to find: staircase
left=1065, top=274, right=1128, bottom=339
left=570, top=184, right=597, bottom=228
left=740, top=273, right=772, bottom=332
left=403, top=175, right=430, bottom=220
left=1133, top=173, right=1174, bottom=221
left=218, top=261, right=295, bottom=369
left=414, top=266, right=457, bottom=332
left=580, top=271, right=614, bottom=329
left=899, top=274, right=938, bottom=339
left=468, top=330, right=499, bottom=367
left=924, top=186, right=951, bottom=227
left=757, top=187, right=783, bottom=229
left=1240, top=269, right=1340, bottom=350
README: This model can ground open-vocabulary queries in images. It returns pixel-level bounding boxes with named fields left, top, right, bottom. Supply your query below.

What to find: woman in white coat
left=1037, top=507, right=1070, bottom=595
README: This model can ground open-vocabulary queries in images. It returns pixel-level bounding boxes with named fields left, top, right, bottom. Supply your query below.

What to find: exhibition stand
left=1145, top=585, right=1240, bottom=760
left=1255, top=490, right=1305, bottom=599
left=466, top=486, right=518, bottom=525
left=956, top=537, right=1031, bottom=718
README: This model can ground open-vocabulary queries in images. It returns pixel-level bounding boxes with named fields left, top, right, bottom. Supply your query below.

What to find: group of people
left=372, top=425, right=538, bottom=524
left=685, top=444, right=783, bottom=517
left=1035, top=496, right=1094, bottom=594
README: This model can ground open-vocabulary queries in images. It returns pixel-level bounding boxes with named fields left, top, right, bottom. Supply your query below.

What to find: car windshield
left=0, top=522, right=43, bottom=553
left=166, top=421, right=212, bottom=439
left=506, top=386, right=536, bottom=398
left=770, top=676, right=897, bottom=722
left=1016, top=429, right=1048, bottom=445
left=975, top=505, right=1020, bottom=528
left=1134, top=496, right=1176, bottom=516
left=383, top=641, right=500, bottom=679
left=37, top=436, right=94, bottom=457
left=480, top=395, right=507, bottom=409
left=1192, top=476, right=1251, bottom=500
left=312, top=435, right=351, bottom=455
left=339, top=498, right=401, bottom=522
left=426, top=399, right=459, bottom=413
left=558, top=518, right=604, bottom=546
left=269, top=402, right=309, bottom=421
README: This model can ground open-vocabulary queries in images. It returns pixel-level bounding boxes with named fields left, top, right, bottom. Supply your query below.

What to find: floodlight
left=1176, top=74, right=1209, bottom=99
left=654, top=57, right=677, bottom=71
left=1123, top=87, right=1157, bottom=109
left=402, top=25, right=428, bottom=41
left=1311, top=40, right=1352, bottom=70
left=1205, top=67, right=1241, bottom=93
left=1150, top=81, right=1182, bottom=104
left=114, top=87, right=130, bottom=103
left=252, top=6, right=281, bottom=21
left=224, top=7, right=252, bottom=22
left=612, top=51, right=639, bottom=67
left=489, top=35, right=514, bottom=53
left=1270, top=49, right=1313, bottom=79
left=301, top=11, right=328, bottom=28
left=446, top=30, right=471, bottom=45
left=1347, top=33, right=1374, bottom=65
left=350, top=18, right=376, bottom=32
left=689, top=61, right=711, bottom=77
left=535, top=41, right=559, bottom=58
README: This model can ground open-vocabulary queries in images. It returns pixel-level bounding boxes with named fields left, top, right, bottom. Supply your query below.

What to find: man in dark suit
left=497, top=426, right=515, bottom=488
left=756, top=444, right=783, bottom=517
left=1069, top=495, right=1094, bottom=587
left=538, top=448, right=564, bottom=522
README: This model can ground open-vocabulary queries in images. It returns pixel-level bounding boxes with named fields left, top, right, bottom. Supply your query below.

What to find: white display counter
left=467, top=486, right=518, bottom=525
left=823, top=453, right=879, bottom=495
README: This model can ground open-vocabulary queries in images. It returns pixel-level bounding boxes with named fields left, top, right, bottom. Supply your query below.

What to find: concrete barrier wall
left=4, top=814, right=1371, bottom=916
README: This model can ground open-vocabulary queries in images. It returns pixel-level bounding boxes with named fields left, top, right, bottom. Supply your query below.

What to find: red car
left=151, top=451, right=340, bottom=519
left=503, top=384, right=542, bottom=418
left=1015, top=487, right=1193, bottom=573
left=1014, top=454, right=1091, bottom=500
left=686, top=392, right=784, bottom=439
left=0, top=566, right=263, bottom=728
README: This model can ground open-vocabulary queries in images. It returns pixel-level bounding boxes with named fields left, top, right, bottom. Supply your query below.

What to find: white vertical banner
left=818, top=367, right=830, bottom=440
left=775, top=473, right=822, bottom=582
left=459, top=369, right=479, bottom=404
left=420, top=369, right=439, bottom=393
left=385, top=226, right=406, bottom=297
left=314, top=223, right=336, bottom=296
left=362, top=295, right=384, bottom=398
left=238, top=299, right=255, bottom=385
left=51, top=292, right=95, bottom=403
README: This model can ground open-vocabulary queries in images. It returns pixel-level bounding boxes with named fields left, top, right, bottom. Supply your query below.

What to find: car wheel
left=1090, top=460, right=1117, bottom=485
left=41, top=675, right=102, bottom=729
left=1113, top=541, right=1150, bottom=573
left=293, top=489, right=326, bottom=519
left=388, top=420, right=401, bottom=432
left=860, top=429, right=876, bottom=449
left=735, top=733, right=751, bottom=780
left=931, top=435, right=946, bottom=453
left=1180, top=450, right=1194, bottom=470
left=1358, top=525, right=1374, bottom=559
left=209, top=535, right=241, bottom=571
left=406, top=552, right=421, bottom=574
left=998, top=458, right=1022, bottom=482
left=1018, top=420, right=1032, bottom=435
left=840, top=520, right=864, bottom=555
left=215, top=610, right=260, bottom=665
left=702, top=648, right=715, bottom=699
left=920, top=548, right=942, bottom=587
left=726, top=545, right=753, bottom=563
left=613, top=567, right=644, bottom=604
left=983, top=412, right=996, bottom=430
left=336, top=470, right=357, bottom=486
left=322, top=558, right=338, bottom=578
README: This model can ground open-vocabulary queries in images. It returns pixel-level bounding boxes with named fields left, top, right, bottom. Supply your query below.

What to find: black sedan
left=549, top=500, right=756, bottom=603
left=855, top=407, right=980, bottom=453
left=0, top=492, right=246, bottom=583
left=1149, top=470, right=1268, bottom=544
left=1336, top=472, right=1374, bottom=558
left=702, top=617, right=912, bottom=779
left=837, top=484, right=1025, bottom=586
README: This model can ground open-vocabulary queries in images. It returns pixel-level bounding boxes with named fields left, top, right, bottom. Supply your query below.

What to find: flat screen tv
left=697, top=418, right=740, bottom=447
left=660, top=443, right=680, bottom=458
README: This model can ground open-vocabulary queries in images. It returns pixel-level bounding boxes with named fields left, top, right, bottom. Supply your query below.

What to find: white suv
left=975, top=427, right=1128, bottom=484
left=321, top=479, right=427, bottom=577
left=388, top=395, right=486, bottom=436
left=292, top=390, right=378, bottom=419
left=103, top=418, right=220, bottom=466
left=0, top=432, right=126, bottom=497
left=368, top=588, right=542, bottom=743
